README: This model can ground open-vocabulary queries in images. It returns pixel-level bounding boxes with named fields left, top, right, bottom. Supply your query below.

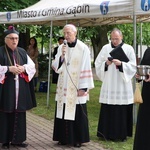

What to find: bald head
left=110, top=28, right=123, bottom=47
left=111, top=28, right=123, bottom=37
left=63, top=24, right=77, bottom=43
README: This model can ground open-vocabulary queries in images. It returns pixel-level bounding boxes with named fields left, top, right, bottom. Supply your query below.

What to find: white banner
left=0, top=0, right=133, bottom=25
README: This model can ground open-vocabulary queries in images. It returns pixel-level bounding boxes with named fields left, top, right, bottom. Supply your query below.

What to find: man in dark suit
left=52, top=37, right=64, bottom=84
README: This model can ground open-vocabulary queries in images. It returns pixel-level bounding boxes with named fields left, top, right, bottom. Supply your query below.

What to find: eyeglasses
left=6, top=37, right=19, bottom=41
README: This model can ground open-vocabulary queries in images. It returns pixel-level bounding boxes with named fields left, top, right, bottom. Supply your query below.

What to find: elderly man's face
left=110, top=31, right=122, bottom=47
left=5, top=33, right=19, bottom=50
left=63, top=27, right=76, bottom=43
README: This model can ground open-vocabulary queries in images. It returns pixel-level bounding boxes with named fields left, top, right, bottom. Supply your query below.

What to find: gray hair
left=63, top=24, right=77, bottom=33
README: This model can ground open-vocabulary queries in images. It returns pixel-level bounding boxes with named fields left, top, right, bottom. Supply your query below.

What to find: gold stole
left=56, top=43, right=84, bottom=120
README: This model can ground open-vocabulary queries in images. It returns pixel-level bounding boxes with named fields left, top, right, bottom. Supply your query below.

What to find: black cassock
left=133, top=48, right=150, bottom=150
left=53, top=103, right=90, bottom=145
left=0, top=45, right=36, bottom=144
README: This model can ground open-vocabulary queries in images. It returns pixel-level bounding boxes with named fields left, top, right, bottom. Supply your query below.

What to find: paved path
left=1, top=112, right=109, bottom=150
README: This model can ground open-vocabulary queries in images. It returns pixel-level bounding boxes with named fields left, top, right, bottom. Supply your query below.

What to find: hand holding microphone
left=63, top=39, right=67, bottom=45
left=62, top=39, right=67, bottom=56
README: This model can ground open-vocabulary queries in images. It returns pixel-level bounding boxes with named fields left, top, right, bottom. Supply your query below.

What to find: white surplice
left=95, top=43, right=137, bottom=105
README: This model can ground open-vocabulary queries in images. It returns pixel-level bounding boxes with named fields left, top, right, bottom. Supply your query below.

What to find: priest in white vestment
left=95, top=28, right=136, bottom=141
left=52, top=24, right=94, bottom=147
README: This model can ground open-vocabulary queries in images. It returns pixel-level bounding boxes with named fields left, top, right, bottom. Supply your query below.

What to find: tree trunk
left=18, top=28, right=30, bottom=50
left=91, top=26, right=113, bottom=66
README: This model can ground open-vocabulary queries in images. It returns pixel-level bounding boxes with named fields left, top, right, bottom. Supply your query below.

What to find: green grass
left=30, top=80, right=135, bottom=150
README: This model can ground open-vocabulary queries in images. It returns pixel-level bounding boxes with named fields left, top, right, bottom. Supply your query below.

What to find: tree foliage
left=0, top=0, right=40, bottom=45
left=116, top=23, right=150, bottom=47
left=137, top=23, right=150, bottom=47
left=0, top=0, right=39, bottom=11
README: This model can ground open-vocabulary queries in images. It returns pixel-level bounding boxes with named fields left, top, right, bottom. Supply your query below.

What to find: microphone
left=62, top=39, right=67, bottom=56
left=63, top=39, right=67, bottom=45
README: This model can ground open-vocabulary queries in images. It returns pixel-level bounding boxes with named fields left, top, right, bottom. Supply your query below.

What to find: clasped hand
left=9, top=64, right=25, bottom=74
left=106, top=59, right=122, bottom=66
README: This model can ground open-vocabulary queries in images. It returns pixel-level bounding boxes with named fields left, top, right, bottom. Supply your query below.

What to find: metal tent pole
left=133, top=1, right=137, bottom=124
left=46, top=21, right=53, bottom=107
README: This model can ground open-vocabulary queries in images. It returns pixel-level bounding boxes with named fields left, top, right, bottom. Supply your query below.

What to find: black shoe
left=1, top=143, right=9, bottom=149
left=74, top=143, right=81, bottom=148
left=11, top=143, right=28, bottom=148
